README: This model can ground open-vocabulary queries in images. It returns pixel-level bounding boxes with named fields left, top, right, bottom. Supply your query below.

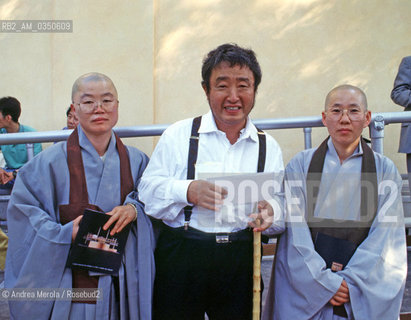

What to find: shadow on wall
left=153, top=0, right=410, bottom=123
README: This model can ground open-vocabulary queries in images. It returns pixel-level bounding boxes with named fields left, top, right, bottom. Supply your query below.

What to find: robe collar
left=66, top=126, right=133, bottom=206
left=306, top=136, right=378, bottom=227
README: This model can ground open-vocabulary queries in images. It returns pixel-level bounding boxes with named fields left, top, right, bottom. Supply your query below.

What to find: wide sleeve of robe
left=5, top=143, right=74, bottom=319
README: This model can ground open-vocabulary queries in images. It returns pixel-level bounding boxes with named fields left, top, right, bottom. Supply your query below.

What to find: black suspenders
left=257, top=130, right=266, bottom=173
left=183, top=116, right=267, bottom=230
left=183, top=116, right=202, bottom=230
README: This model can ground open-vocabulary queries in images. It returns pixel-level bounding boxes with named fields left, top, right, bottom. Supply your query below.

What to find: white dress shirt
left=139, top=111, right=284, bottom=233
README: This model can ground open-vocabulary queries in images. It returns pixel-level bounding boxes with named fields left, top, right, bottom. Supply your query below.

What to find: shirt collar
left=198, top=110, right=259, bottom=143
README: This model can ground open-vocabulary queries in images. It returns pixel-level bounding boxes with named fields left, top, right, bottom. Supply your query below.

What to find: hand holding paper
left=67, top=209, right=132, bottom=274
left=193, top=172, right=280, bottom=230
left=187, top=180, right=227, bottom=211
left=71, top=215, right=83, bottom=242
left=104, top=204, right=137, bottom=235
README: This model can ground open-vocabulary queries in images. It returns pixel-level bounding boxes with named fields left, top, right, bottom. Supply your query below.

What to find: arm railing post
left=370, top=114, right=385, bottom=154
left=303, top=127, right=312, bottom=150
left=26, top=143, right=34, bottom=161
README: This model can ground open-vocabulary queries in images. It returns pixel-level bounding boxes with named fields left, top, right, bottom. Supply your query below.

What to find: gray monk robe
left=263, top=137, right=407, bottom=320
left=5, top=126, right=155, bottom=320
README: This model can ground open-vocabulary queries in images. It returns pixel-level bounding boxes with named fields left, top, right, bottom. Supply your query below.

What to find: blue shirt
left=0, top=124, right=42, bottom=169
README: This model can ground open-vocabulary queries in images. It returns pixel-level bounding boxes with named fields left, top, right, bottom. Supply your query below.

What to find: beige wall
left=0, top=0, right=410, bottom=172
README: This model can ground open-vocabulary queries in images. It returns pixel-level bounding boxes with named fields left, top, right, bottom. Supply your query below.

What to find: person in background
left=64, top=105, right=79, bottom=129
left=391, top=56, right=411, bottom=189
left=0, top=96, right=42, bottom=186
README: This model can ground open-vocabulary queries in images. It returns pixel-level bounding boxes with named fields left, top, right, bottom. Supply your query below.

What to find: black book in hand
left=66, top=208, right=132, bottom=275
left=314, top=232, right=357, bottom=272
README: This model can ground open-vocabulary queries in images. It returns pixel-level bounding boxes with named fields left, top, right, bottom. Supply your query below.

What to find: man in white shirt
left=139, top=43, right=284, bottom=320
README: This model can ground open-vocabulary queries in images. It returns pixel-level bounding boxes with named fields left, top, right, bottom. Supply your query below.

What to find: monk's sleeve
left=5, top=150, right=73, bottom=319
left=124, top=149, right=150, bottom=218
left=339, top=159, right=407, bottom=320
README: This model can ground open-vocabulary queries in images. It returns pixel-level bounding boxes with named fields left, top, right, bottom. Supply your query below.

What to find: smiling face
left=203, top=62, right=256, bottom=135
left=322, top=87, right=371, bottom=153
left=72, top=79, right=118, bottom=139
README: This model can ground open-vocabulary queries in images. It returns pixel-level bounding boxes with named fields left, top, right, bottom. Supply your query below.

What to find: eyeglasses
left=326, top=107, right=366, bottom=121
left=76, top=99, right=118, bottom=114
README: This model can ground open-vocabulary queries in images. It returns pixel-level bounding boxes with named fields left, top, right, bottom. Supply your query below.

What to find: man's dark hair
left=66, top=106, right=72, bottom=117
left=0, top=96, right=21, bottom=122
left=201, top=43, right=262, bottom=93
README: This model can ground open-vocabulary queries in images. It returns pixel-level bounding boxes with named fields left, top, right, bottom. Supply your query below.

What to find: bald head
left=71, top=72, right=118, bottom=101
left=325, top=84, right=368, bottom=111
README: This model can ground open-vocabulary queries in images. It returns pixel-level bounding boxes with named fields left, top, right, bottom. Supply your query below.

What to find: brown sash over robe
left=59, top=128, right=134, bottom=300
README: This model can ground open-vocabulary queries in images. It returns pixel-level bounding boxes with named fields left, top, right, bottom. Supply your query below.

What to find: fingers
left=248, top=201, right=274, bottom=232
left=338, top=285, right=349, bottom=295
left=71, top=215, right=83, bottom=242
left=5, top=171, right=14, bottom=183
left=332, top=291, right=349, bottom=304
left=340, top=280, right=350, bottom=302
left=329, top=298, right=343, bottom=306
left=258, top=200, right=270, bottom=210
left=0, top=170, right=12, bottom=184
left=187, top=180, right=227, bottom=211
left=329, top=280, right=350, bottom=306
left=215, top=185, right=228, bottom=198
left=200, top=190, right=225, bottom=211
left=329, top=293, right=349, bottom=305
left=341, top=280, right=349, bottom=291
left=248, top=217, right=272, bottom=232
left=103, top=205, right=135, bottom=235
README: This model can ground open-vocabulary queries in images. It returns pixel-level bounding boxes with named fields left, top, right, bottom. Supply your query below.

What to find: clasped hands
left=0, top=168, right=15, bottom=185
left=187, top=180, right=274, bottom=232
left=329, top=280, right=350, bottom=306
left=71, top=204, right=137, bottom=241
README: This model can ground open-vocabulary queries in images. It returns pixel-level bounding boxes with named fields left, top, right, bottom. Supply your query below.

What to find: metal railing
left=0, top=111, right=411, bottom=227
left=1, top=112, right=411, bottom=156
